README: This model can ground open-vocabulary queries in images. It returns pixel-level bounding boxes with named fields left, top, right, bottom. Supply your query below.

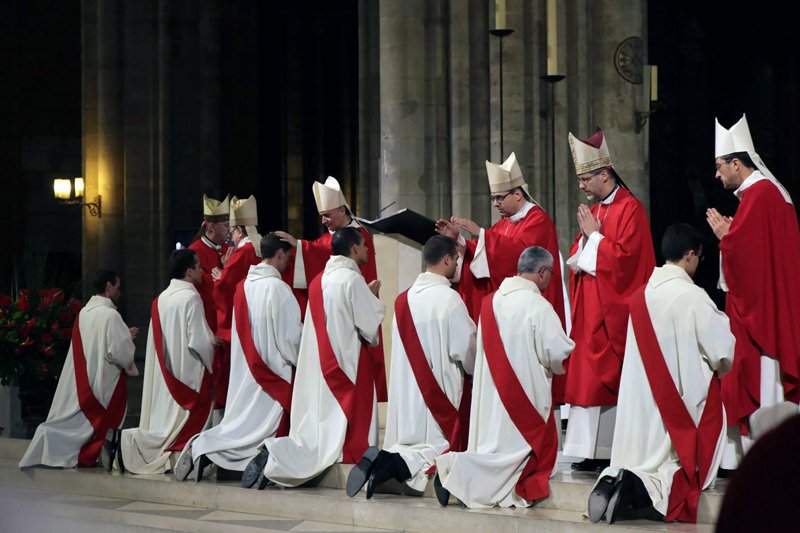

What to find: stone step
left=1, top=438, right=722, bottom=530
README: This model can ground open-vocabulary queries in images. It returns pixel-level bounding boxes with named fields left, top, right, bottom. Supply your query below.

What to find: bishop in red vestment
left=562, top=128, right=655, bottom=471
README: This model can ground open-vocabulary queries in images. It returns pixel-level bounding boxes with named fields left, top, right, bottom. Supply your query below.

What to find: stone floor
left=0, top=438, right=721, bottom=532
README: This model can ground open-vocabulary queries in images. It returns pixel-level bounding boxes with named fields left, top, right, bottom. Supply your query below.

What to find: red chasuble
left=211, top=240, right=260, bottom=408
left=565, top=187, right=655, bottom=406
left=233, top=281, right=292, bottom=437
left=395, top=290, right=468, bottom=453
left=282, top=226, right=387, bottom=401
left=629, top=286, right=723, bottom=523
left=458, top=206, right=567, bottom=404
left=71, top=317, right=128, bottom=467
left=150, top=298, right=214, bottom=452
left=719, top=180, right=800, bottom=430
left=187, top=238, right=230, bottom=332
left=480, top=293, right=558, bottom=502
left=308, top=274, right=374, bottom=463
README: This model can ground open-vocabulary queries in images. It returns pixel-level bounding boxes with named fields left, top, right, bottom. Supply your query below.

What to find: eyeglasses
left=576, top=170, right=603, bottom=184
left=539, top=266, right=553, bottom=274
left=714, top=160, right=734, bottom=171
left=489, top=192, right=513, bottom=203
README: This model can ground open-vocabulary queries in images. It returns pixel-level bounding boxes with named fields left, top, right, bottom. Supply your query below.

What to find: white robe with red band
left=19, top=296, right=136, bottom=468
left=383, top=272, right=477, bottom=492
left=120, top=279, right=215, bottom=474
left=263, top=255, right=384, bottom=487
left=435, top=276, right=573, bottom=508
left=189, top=263, right=302, bottom=470
left=597, top=265, right=734, bottom=516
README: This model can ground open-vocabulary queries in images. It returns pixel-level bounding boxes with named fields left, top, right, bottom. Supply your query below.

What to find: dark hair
left=261, top=232, right=292, bottom=258
left=661, top=223, right=704, bottom=261
left=423, top=235, right=457, bottom=266
left=168, top=249, right=198, bottom=280
left=331, top=227, right=363, bottom=257
left=91, top=269, right=119, bottom=295
left=721, top=151, right=757, bottom=170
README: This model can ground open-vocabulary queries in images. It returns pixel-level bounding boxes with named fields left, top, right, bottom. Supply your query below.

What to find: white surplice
left=19, top=296, right=136, bottom=468
left=597, top=265, right=735, bottom=516
left=263, top=255, right=385, bottom=487
left=436, top=276, right=574, bottom=508
left=383, top=272, right=477, bottom=492
left=120, top=279, right=215, bottom=474
left=189, top=263, right=302, bottom=470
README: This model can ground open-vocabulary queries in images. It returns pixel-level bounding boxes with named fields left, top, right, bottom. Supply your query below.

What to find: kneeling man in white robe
left=19, top=269, right=138, bottom=469
left=346, top=235, right=476, bottom=498
left=588, top=223, right=735, bottom=524
left=110, top=249, right=216, bottom=474
left=435, top=246, right=573, bottom=508
left=176, top=233, right=302, bottom=482
left=242, top=227, right=385, bottom=488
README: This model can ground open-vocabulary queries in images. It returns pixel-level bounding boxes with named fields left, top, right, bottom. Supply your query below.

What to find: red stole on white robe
left=308, top=273, right=373, bottom=463
left=480, top=293, right=558, bottom=502
left=71, top=316, right=128, bottom=466
left=233, top=280, right=292, bottom=437
left=629, top=285, right=722, bottom=523
left=395, top=289, right=470, bottom=455
left=150, top=297, right=213, bottom=452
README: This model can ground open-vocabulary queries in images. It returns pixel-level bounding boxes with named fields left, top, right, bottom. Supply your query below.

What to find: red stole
left=629, top=285, right=723, bottom=523
left=395, top=290, right=469, bottom=455
left=308, top=273, right=374, bottom=464
left=150, top=297, right=214, bottom=452
left=71, top=316, right=128, bottom=467
left=480, top=293, right=558, bottom=502
left=233, top=281, right=292, bottom=437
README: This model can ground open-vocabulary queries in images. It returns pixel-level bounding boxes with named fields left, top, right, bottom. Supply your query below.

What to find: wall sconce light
left=635, top=65, right=659, bottom=133
left=52, top=177, right=101, bottom=217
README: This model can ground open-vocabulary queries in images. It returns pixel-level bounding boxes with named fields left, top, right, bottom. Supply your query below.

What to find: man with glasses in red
left=435, top=153, right=567, bottom=329
left=706, top=115, right=800, bottom=473
left=562, top=128, right=655, bottom=473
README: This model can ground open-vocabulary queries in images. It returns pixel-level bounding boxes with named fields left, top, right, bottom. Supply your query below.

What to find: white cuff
left=293, top=240, right=307, bottom=289
left=469, top=228, right=490, bottom=279
left=575, top=231, right=603, bottom=277
left=718, top=252, right=728, bottom=292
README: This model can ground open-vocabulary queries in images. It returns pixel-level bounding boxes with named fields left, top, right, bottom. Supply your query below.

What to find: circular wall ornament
left=614, top=36, right=643, bottom=84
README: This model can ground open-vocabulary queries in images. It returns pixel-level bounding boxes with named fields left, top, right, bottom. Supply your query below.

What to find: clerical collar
left=600, top=184, right=620, bottom=205
left=508, top=201, right=535, bottom=223
left=733, top=170, right=765, bottom=201
left=327, top=218, right=358, bottom=235
left=201, top=234, right=221, bottom=251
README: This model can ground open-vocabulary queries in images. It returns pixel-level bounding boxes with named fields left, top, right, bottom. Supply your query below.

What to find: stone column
left=378, top=0, right=450, bottom=219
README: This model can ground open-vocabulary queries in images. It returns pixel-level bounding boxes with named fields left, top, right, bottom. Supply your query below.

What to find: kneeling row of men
left=21, top=221, right=734, bottom=525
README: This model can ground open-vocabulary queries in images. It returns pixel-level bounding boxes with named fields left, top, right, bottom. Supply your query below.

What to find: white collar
left=507, top=201, right=535, bottom=223
left=600, top=185, right=620, bottom=205
left=412, top=272, right=452, bottom=292
left=498, top=275, right=541, bottom=295
left=325, top=255, right=361, bottom=274
left=733, top=170, right=767, bottom=201
left=649, top=264, right=692, bottom=288
left=200, top=234, right=221, bottom=251
left=84, top=294, right=117, bottom=311
left=247, top=263, right=281, bottom=281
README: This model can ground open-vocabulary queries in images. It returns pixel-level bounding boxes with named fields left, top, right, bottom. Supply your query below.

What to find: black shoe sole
left=346, top=446, right=381, bottom=497
left=241, top=449, right=270, bottom=489
left=433, top=474, right=450, bottom=507
left=588, top=474, right=616, bottom=523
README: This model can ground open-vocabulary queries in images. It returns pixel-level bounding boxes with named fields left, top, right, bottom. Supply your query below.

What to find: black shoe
left=115, top=431, right=126, bottom=475
left=365, top=452, right=406, bottom=499
left=606, top=469, right=636, bottom=524
left=195, top=455, right=213, bottom=483
left=99, top=428, right=119, bottom=473
left=717, top=467, right=735, bottom=479
left=174, top=446, right=195, bottom=482
left=587, top=474, right=616, bottom=523
left=256, top=472, right=273, bottom=490
left=433, top=474, right=450, bottom=507
left=346, top=446, right=382, bottom=497
left=241, top=449, right=269, bottom=489
left=571, top=458, right=610, bottom=473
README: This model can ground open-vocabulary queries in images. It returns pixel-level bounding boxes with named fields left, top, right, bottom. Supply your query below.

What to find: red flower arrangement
left=0, top=288, right=83, bottom=387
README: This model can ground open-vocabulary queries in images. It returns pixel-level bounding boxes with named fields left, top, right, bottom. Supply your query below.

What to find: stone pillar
left=378, top=0, right=450, bottom=219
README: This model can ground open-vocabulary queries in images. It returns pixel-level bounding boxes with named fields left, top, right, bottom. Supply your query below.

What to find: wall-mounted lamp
left=53, top=177, right=101, bottom=217
left=635, top=65, right=659, bottom=133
